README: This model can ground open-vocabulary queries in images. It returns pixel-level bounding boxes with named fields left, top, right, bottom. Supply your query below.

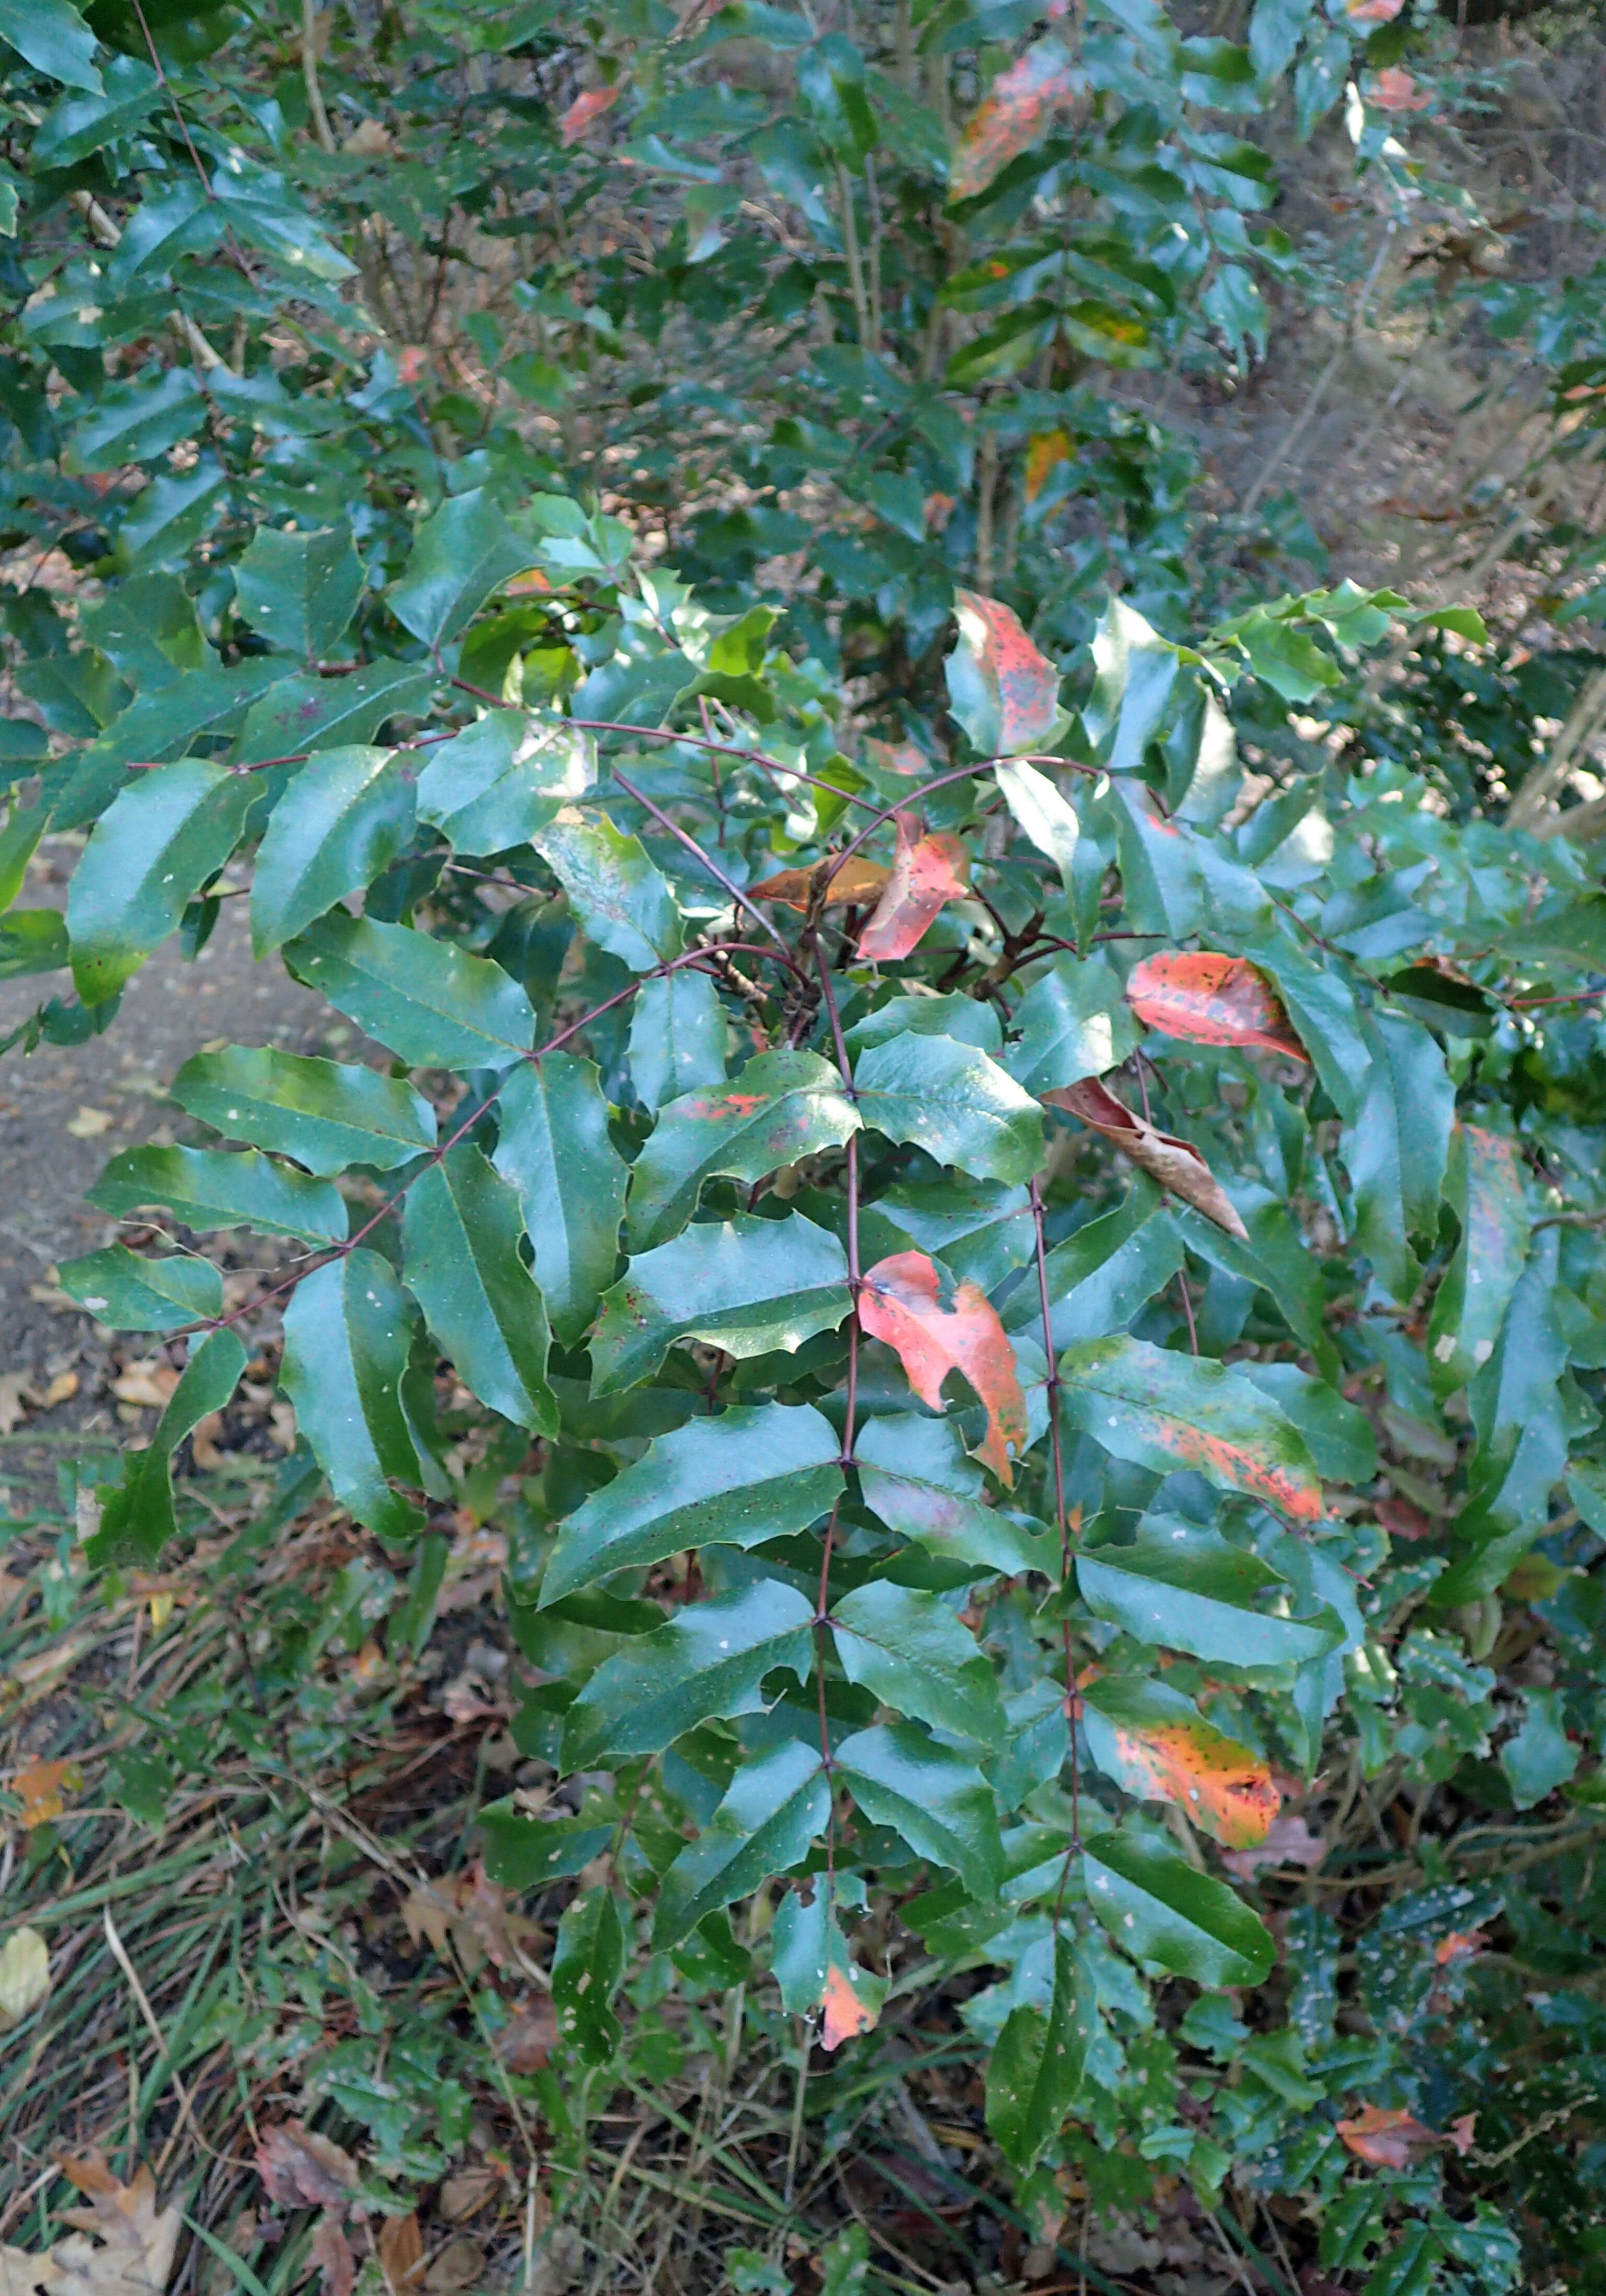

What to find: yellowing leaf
left=820, top=1958, right=881, bottom=2051
left=0, top=1927, right=49, bottom=2029
left=12, top=1758, right=82, bottom=1829
left=748, top=856, right=890, bottom=912
left=949, top=39, right=1079, bottom=203
left=1023, top=431, right=1071, bottom=503
left=859, top=1249, right=1027, bottom=1485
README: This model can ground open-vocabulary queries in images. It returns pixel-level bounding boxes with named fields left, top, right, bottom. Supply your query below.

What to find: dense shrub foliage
left=3, top=2, right=1606, bottom=2291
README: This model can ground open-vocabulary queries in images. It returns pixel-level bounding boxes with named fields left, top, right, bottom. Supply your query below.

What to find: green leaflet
left=232, top=521, right=365, bottom=662
left=542, top=1400, right=843, bottom=1607
left=86, top=1330, right=247, bottom=1568
left=1426, top=1124, right=1530, bottom=1392
left=1248, top=936, right=1369, bottom=1124
left=65, top=759, right=256, bottom=1003
left=0, top=0, right=102, bottom=91
left=589, top=1212, right=851, bottom=1394
left=874, top=1177, right=1035, bottom=1292
left=985, top=1934, right=1088, bottom=2173
left=280, top=1249, right=426, bottom=1542
left=1343, top=1008, right=1455, bottom=1307
left=402, top=1144, right=558, bottom=1434
left=845, top=993, right=1002, bottom=1055
left=994, top=759, right=1081, bottom=889
left=1498, top=1687, right=1578, bottom=1811
left=831, top=1580, right=1006, bottom=1748
left=854, top=1414, right=1059, bottom=1579
left=626, top=1050, right=860, bottom=1250
left=415, top=712, right=593, bottom=854
left=284, top=910, right=536, bottom=1070
left=491, top=1054, right=627, bottom=1346
left=834, top=1723, right=1004, bottom=1898
left=234, top=659, right=436, bottom=765
left=170, top=1047, right=437, bottom=1176
left=79, top=575, right=208, bottom=695
left=250, top=746, right=417, bottom=955
left=479, top=1805, right=613, bottom=1890
left=1062, top=1334, right=1324, bottom=1522
left=854, top=1030, right=1043, bottom=1185
left=561, top=1580, right=816, bottom=1767
left=57, top=1244, right=222, bottom=1331
left=1074, top=1517, right=1342, bottom=1668
left=88, top=1144, right=349, bottom=1243
left=1005, top=952, right=1139, bottom=1096
left=1003, top=1189, right=1183, bottom=1349
left=1237, top=1362, right=1376, bottom=1485
left=654, top=1739, right=829, bottom=1947
left=388, top=488, right=538, bottom=648
left=1082, top=1835, right=1274, bottom=1986
left=0, top=799, right=44, bottom=913
left=628, top=966, right=728, bottom=1111
left=534, top=809, right=684, bottom=971
left=552, top=1886, right=627, bottom=2066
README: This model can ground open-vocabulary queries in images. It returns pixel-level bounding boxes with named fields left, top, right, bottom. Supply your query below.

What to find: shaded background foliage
left=1, top=5, right=1605, bottom=2296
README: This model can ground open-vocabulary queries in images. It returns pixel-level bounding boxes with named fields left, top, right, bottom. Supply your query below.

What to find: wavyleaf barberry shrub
left=23, top=495, right=1605, bottom=2284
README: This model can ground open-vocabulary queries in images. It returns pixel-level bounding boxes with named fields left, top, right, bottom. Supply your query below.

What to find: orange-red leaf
left=864, top=736, right=928, bottom=777
left=1024, top=430, right=1072, bottom=503
left=857, top=814, right=970, bottom=962
left=1433, top=1929, right=1488, bottom=1967
left=1346, top=0, right=1405, bottom=19
left=1368, top=66, right=1432, bottom=109
left=858, top=1249, right=1027, bottom=1485
left=951, top=590, right=1061, bottom=756
left=1335, top=2105, right=1444, bottom=2170
left=1125, top=951, right=1309, bottom=1060
left=1043, top=1076, right=1249, bottom=1243
left=1104, top=1719, right=1279, bottom=1850
left=559, top=84, right=622, bottom=145
left=749, top=856, right=891, bottom=911
left=820, top=1959, right=881, bottom=2051
left=949, top=39, right=1079, bottom=203
left=1221, top=1812, right=1327, bottom=1878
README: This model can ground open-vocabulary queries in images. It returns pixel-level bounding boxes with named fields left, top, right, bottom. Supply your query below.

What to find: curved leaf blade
left=590, top=1211, right=851, bottom=1394
left=835, top=1722, right=1003, bottom=1898
left=284, top=910, right=536, bottom=1071
left=402, top=1144, right=557, bottom=1434
left=859, top=1249, right=1027, bottom=1486
left=88, top=1144, right=348, bottom=1243
left=492, top=1054, right=628, bottom=1346
left=250, top=746, right=416, bottom=956
left=561, top=1581, right=815, bottom=1769
left=170, top=1047, right=437, bottom=1177
left=855, top=1030, right=1042, bottom=1185
left=626, top=1050, right=860, bottom=1250
left=1125, top=950, right=1308, bottom=1058
left=1082, top=1835, right=1274, bottom=1986
left=655, top=1740, right=829, bottom=1948
left=280, top=1249, right=426, bottom=1542
left=831, top=1580, right=1006, bottom=1748
left=65, top=760, right=255, bottom=1003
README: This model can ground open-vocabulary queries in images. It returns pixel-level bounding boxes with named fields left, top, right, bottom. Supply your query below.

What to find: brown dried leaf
left=13, top=1759, right=82, bottom=1830
left=437, top=2169, right=500, bottom=2225
left=42, top=2155, right=181, bottom=2296
left=857, top=814, right=970, bottom=963
left=559, top=84, right=622, bottom=144
left=376, top=2215, right=424, bottom=2290
left=497, top=1994, right=559, bottom=2072
left=1221, top=1811, right=1326, bottom=1879
left=859, top=1249, right=1027, bottom=1486
left=1042, top=1076, right=1249, bottom=1243
left=308, top=2215, right=354, bottom=2296
left=423, top=2240, right=485, bottom=2295
left=254, top=2121, right=359, bottom=2211
left=748, top=856, right=890, bottom=912
left=1334, top=2105, right=1443, bottom=2169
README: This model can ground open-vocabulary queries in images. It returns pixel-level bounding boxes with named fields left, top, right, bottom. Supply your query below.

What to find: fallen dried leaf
left=46, top=2154, right=181, bottom=2296
left=13, top=1759, right=82, bottom=1830
left=376, top=2215, right=423, bottom=2290
left=41, top=1372, right=78, bottom=1409
left=437, top=2168, right=500, bottom=2224
left=112, top=1365, right=179, bottom=1410
left=497, top=1994, right=558, bottom=2072
left=255, top=2121, right=359, bottom=2210
left=423, top=2238, right=484, bottom=2294
left=0, top=1928, right=50, bottom=2029
left=308, top=2215, right=353, bottom=2296
left=65, top=1108, right=113, bottom=1139
left=1042, top=1076, right=1249, bottom=1243
left=0, top=1374, right=28, bottom=1435
left=1335, top=2104, right=1442, bottom=2168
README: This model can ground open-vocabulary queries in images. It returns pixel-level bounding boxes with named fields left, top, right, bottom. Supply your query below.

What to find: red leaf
left=1346, top=0, right=1405, bottom=19
left=311, top=2213, right=356, bottom=2296
left=1447, top=2112, right=1478, bottom=2157
left=857, top=814, right=970, bottom=962
left=858, top=1249, right=1027, bottom=1485
left=559, top=84, right=622, bottom=144
left=949, top=39, right=1079, bottom=202
left=864, top=736, right=928, bottom=777
left=1335, top=2105, right=1443, bottom=2170
left=1221, top=1812, right=1327, bottom=1879
left=1376, top=1494, right=1435, bottom=1543
left=952, top=590, right=1061, bottom=755
left=1433, top=1929, right=1488, bottom=1967
left=749, top=855, right=891, bottom=911
left=256, top=2120, right=360, bottom=2210
left=1104, top=1718, right=1280, bottom=1850
left=820, top=1959, right=881, bottom=2051
left=1368, top=66, right=1432, bottom=109
left=1125, top=951, right=1309, bottom=1060
left=1042, top=1076, right=1249, bottom=1243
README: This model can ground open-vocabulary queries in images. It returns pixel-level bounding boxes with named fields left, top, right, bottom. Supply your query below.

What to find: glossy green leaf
left=0, top=910, right=68, bottom=979
left=65, top=759, right=255, bottom=1003
left=66, top=369, right=205, bottom=475
left=403, top=1144, right=557, bottom=1433
left=1426, top=1124, right=1529, bottom=1390
left=552, top=1886, right=626, bottom=2065
left=79, top=575, right=208, bottom=696
left=832, top=1580, right=1006, bottom=1748
left=415, top=713, right=593, bottom=853
left=0, top=0, right=102, bottom=93
left=235, top=659, right=435, bottom=765
left=388, top=488, right=537, bottom=648
left=479, top=1806, right=613, bottom=1891
left=626, top=1050, right=860, bottom=1250
left=855, top=1415, right=1059, bottom=1579
left=1248, top=938, right=1369, bottom=1124
left=1006, top=952, right=1139, bottom=1097
left=845, top=993, right=1002, bottom=1057
left=655, top=1739, right=829, bottom=1948
left=88, top=1143, right=348, bottom=1243
left=1062, top=1335, right=1324, bottom=1522
left=284, top=910, right=536, bottom=1071
left=87, top=1330, right=247, bottom=1568
left=250, top=747, right=416, bottom=955
left=232, top=522, right=365, bottom=662
left=1237, top=1362, right=1376, bottom=1485
left=628, top=966, right=728, bottom=1111
left=57, top=1244, right=222, bottom=1331
left=533, top=809, right=683, bottom=972
left=490, top=1054, right=626, bottom=1346
left=1344, top=1010, right=1455, bottom=1307
left=170, top=1046, right=437, bottom=1176
left=874, top=1177, right=1035, bottom=1292
left=1075, top=1518, right=1342, bottom=1668
left=542, top=1401, right=842, bottom=1607
left=1498, top=1687, right=1578, bottom=1810
left=985, top=1934, right=1089, bottom=2172
left=590, top=1211, right=850, bottom=1394
left=561, top=1580, right=816, bottom=1767
left=855, top=1031, right=1042, bottom=1184
left=994, top=758, right=1081, bottom=889
left=280, top=1249, right=426, bottom=1542
left=834, top=1723, right=1004, bottom=1897
left=1004, top=1187, right=1182, bottom=1349
left=1083, top=1834, right=1274, bottom=1985
left=0, top=800, right=43, bottom=914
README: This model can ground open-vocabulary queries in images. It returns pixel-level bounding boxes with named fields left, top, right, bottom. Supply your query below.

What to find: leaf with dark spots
left=856, top=813, right=970, bottom=962
left=948, top=39, right=1079, bottom=203
left=858, top=1248, right=1028, bottom=1485
left=1042, top=1076, right=1249, bottom=1242
left=1125, top=950, right=1309, bottom=1059
left=946, top=589, right=1062, bottom=757
left=625, top=1049, right=861, bottom=1250
left=749, top=855, right=890, bottom=911
left=1063, top=1336, right=1325, bottom=1522
left=1081, top=1676, right=1279, bottom=1847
